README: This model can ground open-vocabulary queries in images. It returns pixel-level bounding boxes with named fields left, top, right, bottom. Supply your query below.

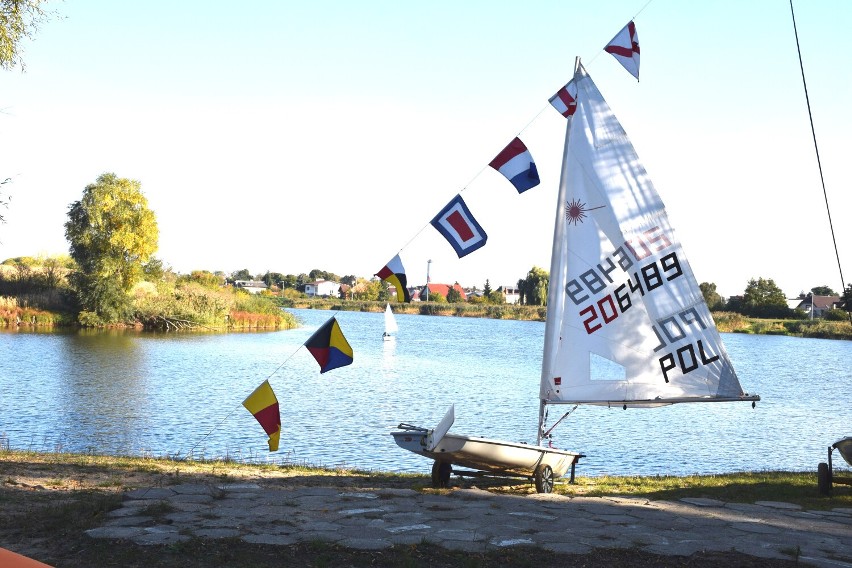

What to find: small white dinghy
left=392, top=405, right=580, bottom=492
left=382, top=303, right=398, bottom=341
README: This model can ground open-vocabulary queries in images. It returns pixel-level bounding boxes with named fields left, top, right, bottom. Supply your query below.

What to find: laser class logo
left=565, top=199, right=605, bottom=226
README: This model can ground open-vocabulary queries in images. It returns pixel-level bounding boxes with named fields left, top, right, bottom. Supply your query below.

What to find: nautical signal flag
left=489, top=137, right=540, bottom=194
left=430, top=194, right=487, bottom=258
left=605, top=21, right=640, bottom=80
left=549, top=80, right=578, bottom=118
left=242, top=380, right=281, bottom=452
left=375, top=254, right=411, bottom=302
left=305, top=317, right=353, bottom=373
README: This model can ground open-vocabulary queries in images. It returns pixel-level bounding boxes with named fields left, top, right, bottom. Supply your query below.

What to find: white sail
left=384, top=303, right=398, bottom=335
left=541, top=65, right=758, bottom=407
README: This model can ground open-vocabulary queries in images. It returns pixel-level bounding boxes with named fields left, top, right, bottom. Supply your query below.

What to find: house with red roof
left=418, top=283, right=467, bottom=301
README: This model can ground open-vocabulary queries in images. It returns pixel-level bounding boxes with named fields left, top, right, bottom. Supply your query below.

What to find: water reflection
left=57, top=331, right=150, bottom=453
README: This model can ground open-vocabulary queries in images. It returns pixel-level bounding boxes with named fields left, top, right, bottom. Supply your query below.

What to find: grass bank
left=283, top=297, right=548, bottom=321
left=714, top=311, right=852, bottom=340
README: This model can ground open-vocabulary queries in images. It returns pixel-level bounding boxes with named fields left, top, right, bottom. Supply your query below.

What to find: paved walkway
left=85, top=482, right=852, bottom=567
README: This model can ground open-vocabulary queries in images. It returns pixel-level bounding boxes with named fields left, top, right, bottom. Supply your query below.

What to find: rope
left=181, top=334, right=306, bottom=460
left=789, top=0, right=848, bottom=319
left=389, top=5, right=657, bottom=266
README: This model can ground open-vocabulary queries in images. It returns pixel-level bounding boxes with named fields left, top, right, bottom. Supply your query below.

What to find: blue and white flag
left=430, top=195, right=488, bottom=258
left=488, top=137, right=540, bottom=194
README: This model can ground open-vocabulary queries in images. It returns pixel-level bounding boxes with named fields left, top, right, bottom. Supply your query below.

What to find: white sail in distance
left=541, top=64, right=759, bottom=407
left=384, top=303, right=399, bottom=335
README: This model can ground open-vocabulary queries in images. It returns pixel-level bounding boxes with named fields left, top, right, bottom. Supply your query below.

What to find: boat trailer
left=430, top=457, right=583, bottom=494
left=818, top=437, right=852, bottom=496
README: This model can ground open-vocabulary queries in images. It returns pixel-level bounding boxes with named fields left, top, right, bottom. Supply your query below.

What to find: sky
left=1, top=0, right=849, bottom=299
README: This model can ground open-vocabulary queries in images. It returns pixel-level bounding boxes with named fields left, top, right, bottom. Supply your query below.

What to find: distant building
left=304, top=279, right=340, bottom=298
left=464, top=287, right=484, bottom=300
left=498, top=285, right=520, bottom=305
left=338, top=283, right=351, bottom=299
left=234, top=280, right=267, bottom=294
left=792, top=295, right=841, bottom=318
left=419, top=283, right=467, bottom=301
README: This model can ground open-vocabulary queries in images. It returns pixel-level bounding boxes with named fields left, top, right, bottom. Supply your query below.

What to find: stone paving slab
left=83, top=483, right=852, bottom=567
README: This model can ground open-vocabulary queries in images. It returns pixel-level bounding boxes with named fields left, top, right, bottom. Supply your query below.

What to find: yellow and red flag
left=242, top=380, right=280, bottom=451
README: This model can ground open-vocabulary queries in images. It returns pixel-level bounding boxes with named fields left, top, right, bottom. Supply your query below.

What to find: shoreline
left=284, top=302, right=852, bottom=340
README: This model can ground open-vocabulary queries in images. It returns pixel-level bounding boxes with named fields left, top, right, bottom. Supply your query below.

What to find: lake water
left=1, top=308, right=850, bottom=477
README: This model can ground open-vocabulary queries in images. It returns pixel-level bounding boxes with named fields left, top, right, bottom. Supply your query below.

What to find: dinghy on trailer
left=393, top=405, right=581, bottom=492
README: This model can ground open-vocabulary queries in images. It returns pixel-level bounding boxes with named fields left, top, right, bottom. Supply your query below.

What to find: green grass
left=556, top=470, right=852, bottom=510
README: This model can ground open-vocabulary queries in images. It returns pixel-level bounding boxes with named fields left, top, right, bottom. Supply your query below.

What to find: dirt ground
left=0, top=453, right=806, bottom=567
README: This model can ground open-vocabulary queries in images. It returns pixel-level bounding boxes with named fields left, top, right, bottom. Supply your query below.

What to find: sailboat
left=392, top=62, right=759, bottom=493
left=383, top=303, right=398, bottom=341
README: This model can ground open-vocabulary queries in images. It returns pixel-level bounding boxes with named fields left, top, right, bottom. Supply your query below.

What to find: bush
left=798, top=319, right=852, bottom=339
left=823, top=308, right=850, bottom=322
left=77, top=310, right=103, bottom=327
left=712, top=312, right=748, bottom=333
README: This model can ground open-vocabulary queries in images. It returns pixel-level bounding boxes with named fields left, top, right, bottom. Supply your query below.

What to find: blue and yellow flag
left=305, top=317, right=353, bottom=373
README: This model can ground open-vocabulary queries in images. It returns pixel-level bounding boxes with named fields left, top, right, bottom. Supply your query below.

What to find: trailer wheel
left=818, top=462, right=831, bottom=496
left=534, top=464, right=554, bottom=494
left=431, top=460, right=452, bottom=488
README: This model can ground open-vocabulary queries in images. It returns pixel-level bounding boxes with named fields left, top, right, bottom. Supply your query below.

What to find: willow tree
left=65, top=173, right=159, bottom=324
left=1, top=0, right=54, bottom=71
left=518, top=266, right=549, bottom=306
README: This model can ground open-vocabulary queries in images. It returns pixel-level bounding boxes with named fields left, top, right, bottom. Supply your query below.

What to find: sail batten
left=540, top=64, right=758, bottom=408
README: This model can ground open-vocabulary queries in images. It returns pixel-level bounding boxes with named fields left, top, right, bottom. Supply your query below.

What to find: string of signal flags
left=236, top=19, right=640, bottom=453
left=186, top=316, right=354, bottom=457
left=372, top=21, right=640, bottom=309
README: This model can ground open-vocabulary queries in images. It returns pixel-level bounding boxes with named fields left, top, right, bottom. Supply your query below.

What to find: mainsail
left=541, top=64, right=759, bottom=412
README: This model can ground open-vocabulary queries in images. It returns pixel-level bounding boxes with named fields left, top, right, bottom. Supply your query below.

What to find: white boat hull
left=391, top=429, right=580, bottom=479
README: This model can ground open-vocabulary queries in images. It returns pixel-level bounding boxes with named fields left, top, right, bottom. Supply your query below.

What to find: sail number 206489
left=564, top=226, right=683, bottom=335
left=574, top=252, right=683, bottom=334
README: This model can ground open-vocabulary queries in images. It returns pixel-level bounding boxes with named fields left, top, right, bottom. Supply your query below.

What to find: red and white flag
left=605, top=21, right=640, bottom=80
left=549, top=80, right=577, bottom=118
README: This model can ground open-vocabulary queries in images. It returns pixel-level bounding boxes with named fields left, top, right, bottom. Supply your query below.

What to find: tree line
left=2, top=171, right=850, bottom=326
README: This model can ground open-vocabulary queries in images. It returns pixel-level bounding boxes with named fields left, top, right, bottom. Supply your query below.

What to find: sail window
left=589, top=352, right=626, bottom=382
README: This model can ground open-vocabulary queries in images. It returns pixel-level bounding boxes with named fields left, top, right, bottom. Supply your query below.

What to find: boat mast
left=538, top=57, right=581, bottom=446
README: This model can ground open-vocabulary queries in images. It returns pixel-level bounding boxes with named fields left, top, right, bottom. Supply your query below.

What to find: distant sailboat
left=383, top=303, right=398, bottom=341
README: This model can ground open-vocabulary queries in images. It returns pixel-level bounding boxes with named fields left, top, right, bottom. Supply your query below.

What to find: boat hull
left=391, top=430, right=580, bottom=478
